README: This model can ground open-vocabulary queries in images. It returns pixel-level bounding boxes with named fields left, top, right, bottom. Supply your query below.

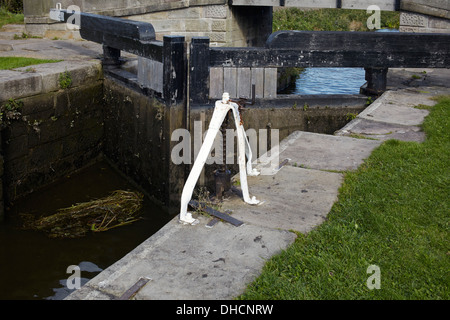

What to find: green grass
left=0, top=57, right=62, bottom=70
left=273, top=8, right=400, bottom=32
left=0, top=7, right=23, bottom=29
left=239, top=95, right=449, bottom=300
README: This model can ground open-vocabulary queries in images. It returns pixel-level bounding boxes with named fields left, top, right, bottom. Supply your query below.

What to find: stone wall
left=23, top=0, right=272, bottom=47
left=0, top=61, right=104, bottom=220
left=400, top=0, right=450, bottom=33
left=130, top=4, right=272, bottom=46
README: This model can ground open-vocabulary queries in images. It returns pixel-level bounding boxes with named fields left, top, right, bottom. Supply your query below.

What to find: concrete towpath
left=67, top=76, right=448, bottom=299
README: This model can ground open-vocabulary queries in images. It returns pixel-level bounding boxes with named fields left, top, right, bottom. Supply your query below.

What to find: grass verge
left=273, top=8, right=400, bottom=32
left=239, top=95, right=449, bottom=300
left=0, top=7, right=23, bottom=29
left=0, top=57, right=62, bottom=70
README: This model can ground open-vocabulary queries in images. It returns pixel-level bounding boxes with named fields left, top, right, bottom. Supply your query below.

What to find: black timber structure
left=190, top=30, right=449, bottom=104
left=54, top=9, right=449, bottom=104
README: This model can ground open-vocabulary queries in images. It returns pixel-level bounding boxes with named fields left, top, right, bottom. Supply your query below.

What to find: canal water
left=0, top=160, right=175, bottom=300
left=292, top=67, right=366, bottom=95
left=286, top=29, right=399, bottom=95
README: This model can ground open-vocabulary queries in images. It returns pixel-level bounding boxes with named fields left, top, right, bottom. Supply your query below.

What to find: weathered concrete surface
left=225, top=166, right=343, bottom=233
left=0, top=60, right=102, bottom=101
left=0, top=38, right=103, bottom=61
left=66, top=215, right=296, bottom=300
left=337, top=84, right=450, bottom=141
left=358, top=90, right=433, bottom=126
left=272, top=131, right=382, bottom=172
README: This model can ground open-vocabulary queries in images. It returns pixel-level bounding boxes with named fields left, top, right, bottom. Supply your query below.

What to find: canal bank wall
left=0, top=60, right=104, bottom=221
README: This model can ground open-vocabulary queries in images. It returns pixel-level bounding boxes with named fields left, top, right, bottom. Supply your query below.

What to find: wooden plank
left=61, top=10, right=163, bottom=61
left=237, top=68, right=252, bottom=99
left=251, top=68, right=265, bottom=99
left=209, top=31, right=450, bottom=69
left=63, top=11, right=155, bottom=40
left=209, top=67, right=224, bottom=99
left=163, top=36, right=186, bottom=104
left=149, top=59, right=163, bottom=93
left=190, top=37, right=210, bottom=104
left=138, top=57, right=163, bottom=92
left=102, top=34, right=163, bottom=61
left=223, top=68, right=238, bottom=98
left=264, top=68, right=277, bottom=99
left=211, top=47, right=450, bottom=68
left=266, top=30, right=450, bottom=52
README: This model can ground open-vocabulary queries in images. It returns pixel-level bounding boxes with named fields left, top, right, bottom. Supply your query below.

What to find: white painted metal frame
left=179, top=93, right=260, bottom=225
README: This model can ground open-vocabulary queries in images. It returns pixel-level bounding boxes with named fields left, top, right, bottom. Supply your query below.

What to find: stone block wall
left=23, top=0, right=272, bottom=47
left=400, top=11, right=450, bottom=33
left=0, top=61, right=104, bottom=216
left=131, top=4, right=272, bottom=47
left=400, top=0, right=450, bottom=33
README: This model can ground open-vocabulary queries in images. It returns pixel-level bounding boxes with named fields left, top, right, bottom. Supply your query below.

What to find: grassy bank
left=0, top=7, right=23, bottom=29
left=0, top=57, right=61, bottom=70
left=273, top=8, right=400, bottom=32
left=239, top=95, right=449, bottom=300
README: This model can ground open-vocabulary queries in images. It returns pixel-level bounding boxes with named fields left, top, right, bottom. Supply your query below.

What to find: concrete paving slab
left=0, top=38, right=103, bottom=61
left=0, top=60, right=102, bottom=101
left=268, top=131, right=382, bottom=172
left=387, top=68, right=450, bottom=90
left=358, top=89, right=432, bottom=126
left=66, top=215, right=297, bottom=300
left=336, top=87, right=450, bottom=142
left=337, top=118, right=426, bottom=142
left=0, top=43, right=13, bottom=51
left=224, top=165, right=343, bottom=233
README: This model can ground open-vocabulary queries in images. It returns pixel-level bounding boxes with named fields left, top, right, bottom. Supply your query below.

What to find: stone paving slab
left=358, top=89, right=432, bottom=126
left=0, top=60, right=102, bottom=101
left=0, top=38, right=103, bottom=61
left=337, top=118, right=427, bottom=142
left=224, top=166, right=343, bottom=233
left=273, top=131, right=382, bottom=172
left=337, top=86, right=450, bottom=141
left=66, top=215, right=297, bottom=300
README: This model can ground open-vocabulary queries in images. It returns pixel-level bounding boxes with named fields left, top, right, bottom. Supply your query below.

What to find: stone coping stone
left=0, top=60, right=102, bottom=102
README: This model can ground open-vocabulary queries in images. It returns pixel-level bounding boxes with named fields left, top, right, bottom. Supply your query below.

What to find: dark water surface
left=0, top=160, right=174, bottom=300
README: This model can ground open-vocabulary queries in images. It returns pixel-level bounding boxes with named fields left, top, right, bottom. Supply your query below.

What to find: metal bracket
left=189, top=200, right=243, bottom=227
left=117, top=277, right=151, bottom=300
left=49, top=3, right=64, bottom=22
